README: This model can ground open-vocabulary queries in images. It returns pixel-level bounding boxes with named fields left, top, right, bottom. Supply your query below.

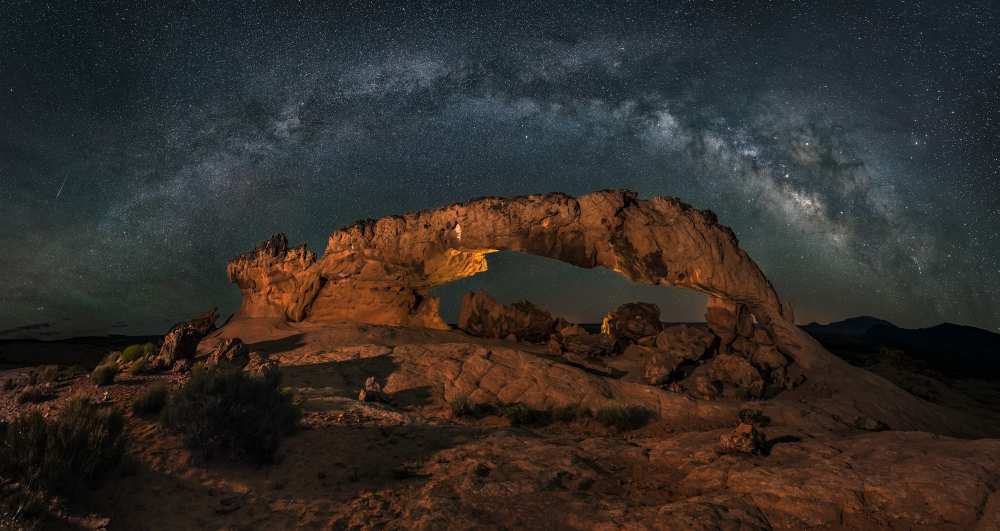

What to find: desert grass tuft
left=132, top=382, right=170, bottom=417
left=90, top=364, right=118, bottom=386
left=595, top=404, right=653, bottom=431
left=499, top=403, right=550, bottom=426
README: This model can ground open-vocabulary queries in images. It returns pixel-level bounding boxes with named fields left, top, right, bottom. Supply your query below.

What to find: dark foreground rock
left=152, top=309, right=218, bottom=371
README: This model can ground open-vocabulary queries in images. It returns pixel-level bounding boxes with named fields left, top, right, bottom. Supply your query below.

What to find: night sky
left=2, top=1, right=998, bottom=338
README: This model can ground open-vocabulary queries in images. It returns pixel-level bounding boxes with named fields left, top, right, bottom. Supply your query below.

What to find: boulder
left=547, top=335, right=564, bottom=355
left=559, top=332, right=615, bottom=357
left=643, top=351, right=685, bottom=386
left=708, top=354, right=765, bottom=398
left=729, top=337, right=755, bottom=356
left=601, top=302, right=663, bottom=344
left=558, top=324, right=587, bottom=337
left=152, top=309, right=217, bottom=371
left=752, top=326, right=773, bottom=345
left=171, top=358, right=193, bottom=374
left=636, top=335, right=658, bottom=347
left=750, top=345, right=788, bottom=371
left=692, top=376, right=722, bottom=400
left=654, top=324, right=715, bottom=362
left=206, top=338, right=249, bottom=368
left=705, top=296, right=739, bottom=343
left=181, top=309, right=218, bottom=337
left=706, top=297, right=755, bottom=344
left=718, top=422, right=767, bottom=455
left=153, top=327, right=201, bottom=369
left=458, top=291, right=556, bottom=343
left=244, top=351, right=277, bottom=377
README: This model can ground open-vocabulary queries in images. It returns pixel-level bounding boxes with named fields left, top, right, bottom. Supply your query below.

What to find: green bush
left=499, top=403, right=550, bottom=426
left=91, top=364, right=118, bottom=386
left=595, top=404, right=653, bottom=431
left=123, top=357, right=154, bottom=376
left=121, top=343, right=156, bottom=364
left=162, top=367, right=300, bottom=464
left=0, top=398, right=126, bottom=496
left=132, top=382, right=169, bottom=417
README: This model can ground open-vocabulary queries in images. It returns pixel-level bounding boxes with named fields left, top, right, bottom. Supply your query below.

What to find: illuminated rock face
left=227, top=190, right=791, bottom=332
left=226, top=234, right=322, bottom=322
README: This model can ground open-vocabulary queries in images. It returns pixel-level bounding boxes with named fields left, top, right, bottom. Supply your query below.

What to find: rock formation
left=549, top=331, right=615, bottom=358
left=457, top=291, right=556, bottom=342
left=152, top=309, right=218, bottom=371
left=205, top=338, right=249, bottom=368
left=224, top=190, right=818, bottom=399
left=601, top=302, right=663, bottom=345
left=717, top=422, right=767, bottom=455
left=228, top=190, right=790, bottom=334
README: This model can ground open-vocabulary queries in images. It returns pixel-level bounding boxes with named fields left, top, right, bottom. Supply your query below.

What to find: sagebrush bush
left=16, top=385, right=53, bottom=404
left=132, top=382, right=169, bottom=417
left=90, top=364, right=118, bottom=386
left=595, top=404, right=653, bottom=431
left=552, top=404, right=589, bottom=422
left=0, top=398, right=126, bottom=496
left=121, top=343, right=156, bottom=363
left=38, top=366, right=60, bottom=383
left=449, top=395, right=474, bottom=417
left=162, top=367, right=300, bottom=464
left=499, top=403, right=550, bottom=426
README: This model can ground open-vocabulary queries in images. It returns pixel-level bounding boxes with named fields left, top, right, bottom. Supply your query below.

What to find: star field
left=1, top=1, right=998, bottom=337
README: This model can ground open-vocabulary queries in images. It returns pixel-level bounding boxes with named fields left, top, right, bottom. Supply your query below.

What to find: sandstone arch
left=228, top=190, right=792, bottom=337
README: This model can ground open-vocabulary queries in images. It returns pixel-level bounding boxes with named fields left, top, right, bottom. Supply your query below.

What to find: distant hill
left=0, top=335, right=159, bottom=369
left=802, top=317, right=1000, bottom=379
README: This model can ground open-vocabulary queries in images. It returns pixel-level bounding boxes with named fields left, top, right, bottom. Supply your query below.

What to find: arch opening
left=429, top=250, right=708, bottom=326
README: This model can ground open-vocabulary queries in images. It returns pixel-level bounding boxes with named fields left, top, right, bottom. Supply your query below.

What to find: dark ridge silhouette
left=803, top=317, right=1000, bottom=379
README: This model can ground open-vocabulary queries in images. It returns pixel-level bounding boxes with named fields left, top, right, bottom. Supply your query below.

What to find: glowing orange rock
left=227, top=190, right=789, bottom=330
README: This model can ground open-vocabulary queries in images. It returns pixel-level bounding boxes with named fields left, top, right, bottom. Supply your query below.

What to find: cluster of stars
left=0, top=1, right=997, bottom=336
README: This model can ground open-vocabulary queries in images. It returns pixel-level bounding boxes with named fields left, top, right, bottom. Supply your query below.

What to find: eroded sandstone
left=228, top=190, right=789, bottom=332
left=457, top=291, right=556, bottom=342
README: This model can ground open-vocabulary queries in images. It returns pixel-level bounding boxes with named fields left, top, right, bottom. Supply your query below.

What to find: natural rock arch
left=227, top=190, right=793, bottom=336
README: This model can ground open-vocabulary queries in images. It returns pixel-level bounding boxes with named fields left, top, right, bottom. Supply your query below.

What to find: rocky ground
left=2, top=315, right=999, bottom=530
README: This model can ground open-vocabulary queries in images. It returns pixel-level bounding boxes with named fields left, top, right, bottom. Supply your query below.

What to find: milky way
left=1, top=2, right=998, bottom=336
